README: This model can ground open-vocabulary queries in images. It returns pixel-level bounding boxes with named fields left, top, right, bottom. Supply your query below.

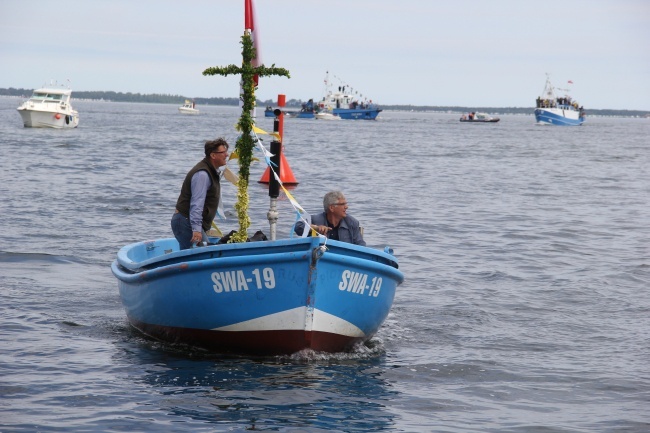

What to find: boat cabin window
left=32, top=92, right=63, bottom=101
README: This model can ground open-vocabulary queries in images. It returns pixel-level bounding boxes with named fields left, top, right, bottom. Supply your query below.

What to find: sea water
left=0, top=97, right=648, bottom=432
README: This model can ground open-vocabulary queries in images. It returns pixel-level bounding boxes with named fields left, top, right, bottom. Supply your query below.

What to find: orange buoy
left=55, top=113, right=61, bottom=119
left=259, top=94, right=298, bottom=185
left=259, top=152, right=298, bottom=185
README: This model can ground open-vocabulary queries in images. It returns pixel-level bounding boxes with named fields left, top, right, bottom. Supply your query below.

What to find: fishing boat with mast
left=111, top=0, right=404, bottom=355
left=534, top=74, right=586, bottom=126
left=317, top=72, right=382, bottom=120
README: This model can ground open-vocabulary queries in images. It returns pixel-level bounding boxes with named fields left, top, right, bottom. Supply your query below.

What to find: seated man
left=295, top=191, right=366, bottom=246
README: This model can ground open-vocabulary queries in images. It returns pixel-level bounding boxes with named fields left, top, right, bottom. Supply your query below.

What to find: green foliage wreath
left=203, top=31, right=289, bottom=242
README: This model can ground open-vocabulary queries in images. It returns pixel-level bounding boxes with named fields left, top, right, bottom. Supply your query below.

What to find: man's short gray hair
left=323, top=191, right=345, bottom=211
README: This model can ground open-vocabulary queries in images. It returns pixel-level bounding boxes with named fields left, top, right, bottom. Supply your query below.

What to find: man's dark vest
left=175, top=158, right=220, bottom=232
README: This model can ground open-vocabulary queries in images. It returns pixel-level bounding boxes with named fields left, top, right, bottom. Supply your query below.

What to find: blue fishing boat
left=111, top=236, right=403, bottom=354
left=534, top=74, right=586, bottom=126
left=110, top=0, right=404, bottom=355
left=264, top=99, right=316, bottom=119
left=317, top=72, right=382, bottom=120
left=263, top=108, right=314, bottom=118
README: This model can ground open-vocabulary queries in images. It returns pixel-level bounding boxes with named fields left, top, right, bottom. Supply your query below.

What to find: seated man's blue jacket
left=295, top=212, right=366, bottom=246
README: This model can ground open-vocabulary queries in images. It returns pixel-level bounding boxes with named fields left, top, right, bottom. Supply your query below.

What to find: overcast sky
left=1, top=0, right=648, bottom=110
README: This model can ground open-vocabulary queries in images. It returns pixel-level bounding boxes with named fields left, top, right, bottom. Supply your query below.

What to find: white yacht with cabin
left=17, top=81, right=80, bottom=128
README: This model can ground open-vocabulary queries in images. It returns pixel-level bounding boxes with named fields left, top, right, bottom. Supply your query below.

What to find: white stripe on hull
left=212, top=307, right=366, bottom=337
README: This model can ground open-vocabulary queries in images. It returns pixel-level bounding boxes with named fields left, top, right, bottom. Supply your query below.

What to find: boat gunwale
left=112, top=246, right=403, bottom=283
left=115, top=237, right=402, bottom=274
left=111, top=249, right=312, bottom=282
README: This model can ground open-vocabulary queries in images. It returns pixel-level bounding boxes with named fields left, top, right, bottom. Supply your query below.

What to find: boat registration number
left=339, top=270, right=382, bottom=297
left=211, top=268, right=275, bottom=293
left=210, top=268, right=382, bottom=297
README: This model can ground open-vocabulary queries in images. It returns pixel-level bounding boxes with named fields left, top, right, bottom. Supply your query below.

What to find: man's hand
left=311, top=224, right=331, bottom=235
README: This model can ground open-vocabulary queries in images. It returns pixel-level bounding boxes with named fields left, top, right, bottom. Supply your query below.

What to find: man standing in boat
left=171, top=138, right=229, bottom=249
left=295, top=191, right=366, bottom=246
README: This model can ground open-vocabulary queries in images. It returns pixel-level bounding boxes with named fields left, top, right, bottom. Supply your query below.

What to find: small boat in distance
left=460, top=112, right=500, bottom=123
left=178, top=99, right=199, bottom=114
left=317, top=72, right=382, bottom=120
left=534, top=74, right=585, bottom=126
left=264, top=107, right=284, bottom=117
left=16, top=81, right=79, bottom=128
left=315, top=111, right=340, bottom=120
left=263, top=107, right=314, bottom=118
left=264, top=99, right=316, bottom=119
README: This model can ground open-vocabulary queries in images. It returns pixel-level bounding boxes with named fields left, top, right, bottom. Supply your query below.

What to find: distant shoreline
left=2, top=89, right=648, bottom=118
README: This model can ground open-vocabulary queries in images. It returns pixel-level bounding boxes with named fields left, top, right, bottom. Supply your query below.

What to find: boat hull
left=178, top=107, right=199, bottom=114
left=332, top=108, right=382, bottom=120
left=315, top=112, right=340, bottom=120
left=264, top=109, right=314, bottom=119
left=459, top=119, right=499, bottom=123
left=179, top=100, right=199, bottom=114
left=111, top=237, right=403, bottom=355
left=534, top=108, right=585, bottom=126
left=264, top=106, right=380, bottom=120
left=286, top=111, right=315, bottom=119
left=17, top=107, right=79, bottom=128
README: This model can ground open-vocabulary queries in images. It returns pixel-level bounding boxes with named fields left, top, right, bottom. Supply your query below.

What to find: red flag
left=244, top=0, right=261, bottom=87
left=568, top=80, right=573, bottom=84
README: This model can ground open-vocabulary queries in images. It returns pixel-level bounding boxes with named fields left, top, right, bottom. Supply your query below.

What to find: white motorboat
left=460, top=112, right=500, bottom=123
left=314, top=111, right=340, bottom=120
left=178, top=99, right=199, bottom=114
left=17, top=83, right=79, bottom=129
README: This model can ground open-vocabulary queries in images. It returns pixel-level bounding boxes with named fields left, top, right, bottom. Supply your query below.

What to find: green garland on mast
left=203, top=31, right=290, bottom=243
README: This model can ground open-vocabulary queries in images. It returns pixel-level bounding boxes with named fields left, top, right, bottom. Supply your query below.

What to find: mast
left=202, top=0, right=289, bottom=243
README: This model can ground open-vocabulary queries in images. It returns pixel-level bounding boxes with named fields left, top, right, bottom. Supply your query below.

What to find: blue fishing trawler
left=534, top=74, right=586, bottom=126
left=317, top=72, right=382, bottom=120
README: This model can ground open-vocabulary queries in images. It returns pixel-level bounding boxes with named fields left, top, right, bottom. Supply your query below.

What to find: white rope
left=250, top=127, right=328, bottom=243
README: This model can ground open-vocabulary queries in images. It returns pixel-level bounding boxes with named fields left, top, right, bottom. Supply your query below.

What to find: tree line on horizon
left=1, top=87, right=647, bottom=117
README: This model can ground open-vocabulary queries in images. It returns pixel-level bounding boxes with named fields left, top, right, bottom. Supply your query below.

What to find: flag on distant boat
left=568, top=80, right=574, bottom=84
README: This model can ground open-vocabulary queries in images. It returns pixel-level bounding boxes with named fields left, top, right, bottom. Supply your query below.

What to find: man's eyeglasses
left=332, top=202, right=347, bottom=206
left=212, top=151, right=228, bottom=155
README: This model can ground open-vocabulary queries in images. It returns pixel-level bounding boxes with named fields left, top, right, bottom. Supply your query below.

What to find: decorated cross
left=203, top=31, right=290, bottom=243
